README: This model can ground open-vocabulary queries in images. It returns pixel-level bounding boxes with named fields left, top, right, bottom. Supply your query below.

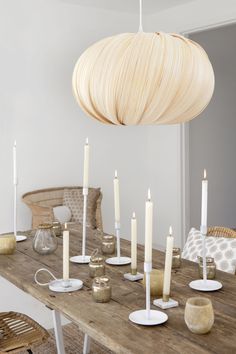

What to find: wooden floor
left=0, top=226, right=236, bottom=354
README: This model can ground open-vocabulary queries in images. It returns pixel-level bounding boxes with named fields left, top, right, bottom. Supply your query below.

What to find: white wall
left=189, top=24, right=236, bottom=229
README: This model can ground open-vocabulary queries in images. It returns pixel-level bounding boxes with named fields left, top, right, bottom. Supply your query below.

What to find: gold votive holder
left=92, top=276, right=111, bottom=303
left=198, top=256, right=216, bottom=280
left=89, top=254, right=105, bottom=278
left=52, top=221, right=61, bottom=237
left=101, top=234, right=115, bottom=255
left=142, top=269, right=164, bottom=296
left=172, top=247, right=182, bottom=269
left=0, top=233, right=16, bottom=255
left=163, top=294, right=170, bottom=302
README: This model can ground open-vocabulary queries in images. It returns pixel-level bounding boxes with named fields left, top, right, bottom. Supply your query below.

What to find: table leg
left=83, top=333, right=91, bottom=354
left=52, top=310, right=66, bottom=354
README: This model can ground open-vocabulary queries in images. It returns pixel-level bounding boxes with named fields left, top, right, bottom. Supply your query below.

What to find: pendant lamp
left=72, top=1, right=215, bottom=125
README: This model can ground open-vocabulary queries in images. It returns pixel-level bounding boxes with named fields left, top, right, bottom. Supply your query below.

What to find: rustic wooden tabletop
left=0, top=226, right=235, bottom=354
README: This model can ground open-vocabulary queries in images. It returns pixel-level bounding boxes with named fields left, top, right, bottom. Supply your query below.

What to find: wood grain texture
left=72, top=32, right=215, bottom=126
left=0, top=226, right=236, bottom=354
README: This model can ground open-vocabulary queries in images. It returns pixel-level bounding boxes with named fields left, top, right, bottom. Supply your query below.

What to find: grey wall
left=189, top=24, right=236, bottom=229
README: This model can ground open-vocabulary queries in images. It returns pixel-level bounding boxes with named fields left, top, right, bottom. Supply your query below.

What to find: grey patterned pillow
left=182, top=228, right=236, bottom=274
left=63, top=188, right=100, bottom=229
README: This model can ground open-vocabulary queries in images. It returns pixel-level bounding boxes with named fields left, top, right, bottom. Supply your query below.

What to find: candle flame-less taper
left=163, top=226, right=174, bottom=302
left=83, top=138, right=89, bottom=189
left=145, top=189, right=153, bottom=263
left=131, top=212, right=137, bottom=274
left=114, top=170, right=120, bottom=223
left=63, top=223, right=70, bottom=281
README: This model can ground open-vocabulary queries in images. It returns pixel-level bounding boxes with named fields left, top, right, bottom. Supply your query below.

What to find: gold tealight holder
left=0, top=233, right=16, bottom=255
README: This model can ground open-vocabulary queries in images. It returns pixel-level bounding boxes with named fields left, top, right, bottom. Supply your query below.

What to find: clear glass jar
left=198, top=256, right=216, bottom=279
left=92, top=276, right=111, bottom=303
left=33, top=224, right=58, bottom=255
left=101, top=234, right=115, bottom=255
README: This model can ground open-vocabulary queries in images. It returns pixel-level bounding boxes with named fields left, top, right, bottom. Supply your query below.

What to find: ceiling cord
left=138, top=0, right=143, bottom=32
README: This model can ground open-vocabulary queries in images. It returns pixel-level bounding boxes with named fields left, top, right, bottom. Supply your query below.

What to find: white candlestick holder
left=106, top=222, right=131, bottom=266
left=124, top=268, right=143, bottom=282
left=13, top=182, right=27, bottom=242
left=129, top=262, right=168, bottom=326
left=34, top=268, right=83, bottom=293
left=153, top=295, right=179, bottom=310
left=189, top=228, right=222, bottom=292
left=70, top=188, right=91, bottom=264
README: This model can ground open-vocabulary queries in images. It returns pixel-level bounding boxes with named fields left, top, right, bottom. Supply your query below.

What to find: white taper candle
left=13, top=140, right=17, bottom=185
left=131, top=212, right=137, bottom=272
left=83, top=138, right=90, bottom=188
left=114, top=170, right=120, bottom=223
left=145, top=189, right=153, bottom=263
left=63, top=223, right=70, bottom=281
left=201, top=169, right=208, bottom=234
left=163, top=226, right=174, bottom=301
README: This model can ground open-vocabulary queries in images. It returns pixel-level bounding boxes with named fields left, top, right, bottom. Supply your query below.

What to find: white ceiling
left=60, top=0, right=194, bottom=14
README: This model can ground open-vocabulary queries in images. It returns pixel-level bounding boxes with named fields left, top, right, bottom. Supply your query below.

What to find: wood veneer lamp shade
left=72, top=32, right=215, bottom=125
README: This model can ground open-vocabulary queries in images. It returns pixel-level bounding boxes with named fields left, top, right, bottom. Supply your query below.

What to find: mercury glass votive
left=198, top=256, right=216, bottom=279
left=101, top=234, right=115, bottom=255
left=89, top=254, right=105, bottom=278
left=92, top=276, right=111, bottom=303
left=0, top=233, right=16, bottom=255
left=172, top=247, right=182, bottom=269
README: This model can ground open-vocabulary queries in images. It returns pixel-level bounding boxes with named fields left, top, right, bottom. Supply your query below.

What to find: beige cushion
left=182, top=228, right=236, bottom=274
left=63, top=188, right=100, bottom=229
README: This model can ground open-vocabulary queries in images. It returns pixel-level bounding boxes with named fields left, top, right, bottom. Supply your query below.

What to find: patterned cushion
left=182, top=228, right=236, bottom=274
left=63, top=188, right=100, bottom=229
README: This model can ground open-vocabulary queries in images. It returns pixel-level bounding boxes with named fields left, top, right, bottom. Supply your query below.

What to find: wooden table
left=0, top=226, right=236, bottom=354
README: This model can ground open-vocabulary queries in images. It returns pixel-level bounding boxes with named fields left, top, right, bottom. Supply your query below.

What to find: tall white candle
left=201, top=169, right=208, bottom=234
left=113, top=170, right=120, bottom=223
left=13, top=140, right=17, bottom=185
left=63, top=223, right=70, bottom=281
left=83, top=138, right=90, bottom=189
left=131, top=212, right=137, bottom=272
left=145, top=189, right=153, bottom=263
left=163, top=226, right=174, bottom=301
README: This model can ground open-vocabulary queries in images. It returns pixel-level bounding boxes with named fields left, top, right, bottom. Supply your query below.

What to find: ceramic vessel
left=185, top=297, right=214, bottom=334
left=92, top=276, right=111, bottom=303
left=142, top=269, right=164, bottom=296
left=198, top=256, right=216, bottom=279
left=172, top=247, right=182, bottom=269
left=0, top=233, right=16, bottom=255
left=89, top=254, right=105, bottom=278
left=101, top=234, right=115, bottom=255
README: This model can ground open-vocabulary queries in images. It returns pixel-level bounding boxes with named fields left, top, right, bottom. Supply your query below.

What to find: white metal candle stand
left=106, top=222, right=131, bottom=265
left=189, top=227, right=222, bottom=292
left=129, top=262, right=168, bottom=326
left=153, top=298, right=179, bottom=310
left=124, top=272, right=143, bottom=282
left=14, top=181, right=27, bottom=242
left=70, top=188, right=91, bottom=264
left=34, top=268, right=83, bottom=293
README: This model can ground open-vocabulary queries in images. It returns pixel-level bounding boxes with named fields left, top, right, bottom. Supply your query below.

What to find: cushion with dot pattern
left=182, top=228, right=236, bottom=274
left=63, top=188, right=100, bottom=229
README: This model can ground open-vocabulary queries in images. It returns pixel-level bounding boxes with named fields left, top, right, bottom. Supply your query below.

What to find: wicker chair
left=0, top=312, right=49, bottom=353
left=22, top=186, right=103, bottom=231
left=207, top=226, right=236, bottom=238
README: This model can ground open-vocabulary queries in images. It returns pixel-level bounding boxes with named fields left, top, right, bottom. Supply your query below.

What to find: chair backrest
left=22, top=186, right=103, bottom=231
left=207, top=226, right=236, bottom=238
